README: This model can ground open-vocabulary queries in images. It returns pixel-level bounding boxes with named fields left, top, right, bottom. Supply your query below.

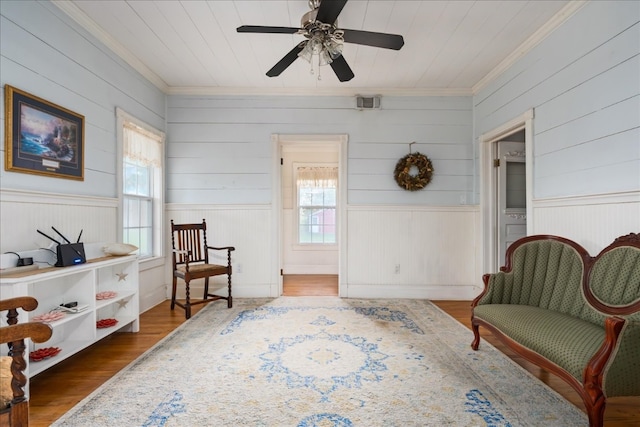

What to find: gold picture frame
left=4, top=85, right=84, bottom=180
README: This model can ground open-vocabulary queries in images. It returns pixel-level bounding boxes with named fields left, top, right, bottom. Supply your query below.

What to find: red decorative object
left=29, top=346, right=61, bottom=362
left=96, top=291, right=117, bottom=300
left=96, top=318, right=118, bottom=329
left=32, top=311, right=66, bottom=323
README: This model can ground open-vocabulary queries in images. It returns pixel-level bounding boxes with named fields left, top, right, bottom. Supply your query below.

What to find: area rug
left=52, top=297, right=587, bottom=426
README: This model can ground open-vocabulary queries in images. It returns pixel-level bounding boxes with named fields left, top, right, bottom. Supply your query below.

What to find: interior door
left=496, top=141, right=527, bottom=267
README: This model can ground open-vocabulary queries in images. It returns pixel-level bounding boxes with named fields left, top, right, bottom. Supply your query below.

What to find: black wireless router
left=37, top=227, right=86, bottom=267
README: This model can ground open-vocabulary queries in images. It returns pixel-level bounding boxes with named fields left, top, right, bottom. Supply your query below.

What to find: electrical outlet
left=395, top=264, right=400, bottom=274
left=237, top=263, right=243, bottom=274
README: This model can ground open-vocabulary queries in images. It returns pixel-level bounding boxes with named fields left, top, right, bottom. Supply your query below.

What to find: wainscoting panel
left=532, top=191, right=640, bottom=254
left=167, top=204, right=481, bottom=301
left=0, top=189, right=117, bottom=254
left=346, top=205, right=480, bottom=300
left=166, top=205, right=274, bottom=298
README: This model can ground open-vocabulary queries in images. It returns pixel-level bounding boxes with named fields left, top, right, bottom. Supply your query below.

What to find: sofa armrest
left=472, top=271, right=513, bottom=308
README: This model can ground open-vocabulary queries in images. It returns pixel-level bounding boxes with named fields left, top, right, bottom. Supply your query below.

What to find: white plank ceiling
left=54, top=0, right=578, bottom=95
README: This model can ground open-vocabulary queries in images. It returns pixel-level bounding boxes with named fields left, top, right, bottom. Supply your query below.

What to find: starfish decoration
left=116, top=272, right=128, bottom=282
left=117, top=299, right=129, bottom=309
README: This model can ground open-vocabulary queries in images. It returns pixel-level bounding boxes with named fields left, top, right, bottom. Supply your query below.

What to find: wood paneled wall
left=166, top=95, right=473, bottom=206
left=0, top=1, right=166, bottom=197
left=474, top=1, right=639, bottom=201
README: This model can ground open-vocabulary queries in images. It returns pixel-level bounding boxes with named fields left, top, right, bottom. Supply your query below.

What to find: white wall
left=0, top=1, right=167, bottom=311
left=474, top=1, right=640, bottom=249
left=166, top=94, right=478, bottom=299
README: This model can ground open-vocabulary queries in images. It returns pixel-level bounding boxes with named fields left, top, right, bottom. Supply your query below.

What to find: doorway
left=272, top=134, right=347, bottom=297
left=495, top=136, right=527, bottom=265
left=480, top=110, right=533, bottom=273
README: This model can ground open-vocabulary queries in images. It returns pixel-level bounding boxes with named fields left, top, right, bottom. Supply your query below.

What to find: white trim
left=0, top=188, right=116, bottom=207
left=534, top=191, right=640, bottom=208
left=345, top=284, right=480, bottom=300
left=165, top=203, right=271, bottom=211
left=472, top=0, right=588, bottom=94
left=167, top=86, right=472, bottom=97
left=347, top=205, right=479, bottom=213
left=479, top=109, right=534, bottom=273
left=272, top=135, right=281, bottom=296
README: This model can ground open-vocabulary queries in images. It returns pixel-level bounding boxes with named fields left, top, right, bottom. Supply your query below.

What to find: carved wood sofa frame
left=471, top=233, right=640, bottom=427
left=1, top=297, right=52, bottom=427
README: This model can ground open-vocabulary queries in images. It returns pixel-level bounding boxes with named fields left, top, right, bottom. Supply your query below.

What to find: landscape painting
left=4, top=85, right=84, bottom=180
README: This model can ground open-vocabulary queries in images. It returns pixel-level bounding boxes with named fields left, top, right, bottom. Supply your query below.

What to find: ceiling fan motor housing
left=301, top=9, right=319, bottom=28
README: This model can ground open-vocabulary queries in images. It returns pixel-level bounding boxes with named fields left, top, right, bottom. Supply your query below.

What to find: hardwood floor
left=27, top=277, right=638, bottom=426
left=282, top=274, right=338, bottom=296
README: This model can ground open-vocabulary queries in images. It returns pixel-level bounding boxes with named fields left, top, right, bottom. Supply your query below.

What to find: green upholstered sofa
left=471, top=233, right=640, bottom=427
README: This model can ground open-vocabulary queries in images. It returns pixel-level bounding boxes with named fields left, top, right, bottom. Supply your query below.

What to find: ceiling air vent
left=356, top=95, right=381, bottom=110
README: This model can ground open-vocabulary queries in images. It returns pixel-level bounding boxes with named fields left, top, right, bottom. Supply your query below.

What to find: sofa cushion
left=473, top=304, right=604, bottom=381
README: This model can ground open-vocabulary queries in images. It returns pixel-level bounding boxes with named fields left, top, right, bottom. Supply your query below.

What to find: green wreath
left=394, top=152, right=434, bottom=191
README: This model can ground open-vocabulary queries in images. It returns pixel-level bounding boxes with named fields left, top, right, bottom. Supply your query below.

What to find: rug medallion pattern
left=53, top=297, right=587, bottom=426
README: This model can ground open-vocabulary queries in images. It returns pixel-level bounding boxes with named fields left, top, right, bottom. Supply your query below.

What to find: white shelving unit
left=0, top=255, right=139, bottom=377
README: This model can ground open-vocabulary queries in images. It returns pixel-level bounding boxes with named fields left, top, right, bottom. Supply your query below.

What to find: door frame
left=479, top=110, right=534, bottom=273
left=271, top=134, right=348, bottom=297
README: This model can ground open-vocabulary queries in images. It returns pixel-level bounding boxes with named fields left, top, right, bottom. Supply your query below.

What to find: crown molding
left=472, top=0, right=588, bottom=94
left=51, top=0, right=169, bottom=93
left=165, top=86, right=472, bottom=97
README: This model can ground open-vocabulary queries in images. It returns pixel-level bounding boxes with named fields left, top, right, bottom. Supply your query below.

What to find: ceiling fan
left=236, top=0, right=405, bottom=82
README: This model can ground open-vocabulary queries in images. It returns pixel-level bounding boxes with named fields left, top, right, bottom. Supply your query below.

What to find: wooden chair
left=170, top=219, right=235, bottom=319
left=1, top=296, right=52, bottom=427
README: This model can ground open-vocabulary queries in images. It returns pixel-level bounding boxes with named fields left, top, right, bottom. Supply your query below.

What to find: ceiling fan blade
left=315, top=0, right=348, bottom=25
left=237, top=25, right=300, bottom=34
left=342, top=29, right=404, bottom=50
left=266, top=42, right=306, bottom=77
left=330, top=55, right=354, bottom=82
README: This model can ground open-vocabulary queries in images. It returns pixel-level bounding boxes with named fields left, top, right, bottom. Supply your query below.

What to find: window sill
left=292, top=244, right=338, bottom=251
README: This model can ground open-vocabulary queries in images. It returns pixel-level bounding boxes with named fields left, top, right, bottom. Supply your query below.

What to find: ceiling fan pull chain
left=317, top=55, right=322, bottom=80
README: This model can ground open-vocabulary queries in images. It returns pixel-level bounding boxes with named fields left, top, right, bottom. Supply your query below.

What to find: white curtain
left=297, top=166, right=338, bottom=188
left=123, top=121, right=162, bottom=167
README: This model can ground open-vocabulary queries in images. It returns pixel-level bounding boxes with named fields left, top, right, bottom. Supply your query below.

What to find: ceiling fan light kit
left=237, top=0, right=404, bottom=82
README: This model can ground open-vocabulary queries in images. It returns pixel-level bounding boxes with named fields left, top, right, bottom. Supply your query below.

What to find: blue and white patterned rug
left=52, top=297, right=587, bottom=426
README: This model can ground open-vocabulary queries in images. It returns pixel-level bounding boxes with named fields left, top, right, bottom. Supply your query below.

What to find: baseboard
left=344, top=284, right=481, bottom=300
left=170, top=283, right=482, bottom=300
left=170, top=283, right=276, bottom=299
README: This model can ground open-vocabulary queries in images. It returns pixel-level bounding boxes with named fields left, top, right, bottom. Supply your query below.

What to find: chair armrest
left=206, top=246, right=234, bottom=268
left=207, top=246, right=235, bottom=252
left=0, top=296, right=38, bottom=314
left=1, top=322, right=52, bottom=345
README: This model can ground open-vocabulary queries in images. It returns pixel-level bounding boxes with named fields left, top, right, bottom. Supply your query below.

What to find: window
left=296, top=166, right=337, bottom=244
left=118, top=110, right=164, bottom=259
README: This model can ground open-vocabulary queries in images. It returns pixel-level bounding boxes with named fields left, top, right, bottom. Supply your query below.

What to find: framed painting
left=4, top=85, right=84, bottom=180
